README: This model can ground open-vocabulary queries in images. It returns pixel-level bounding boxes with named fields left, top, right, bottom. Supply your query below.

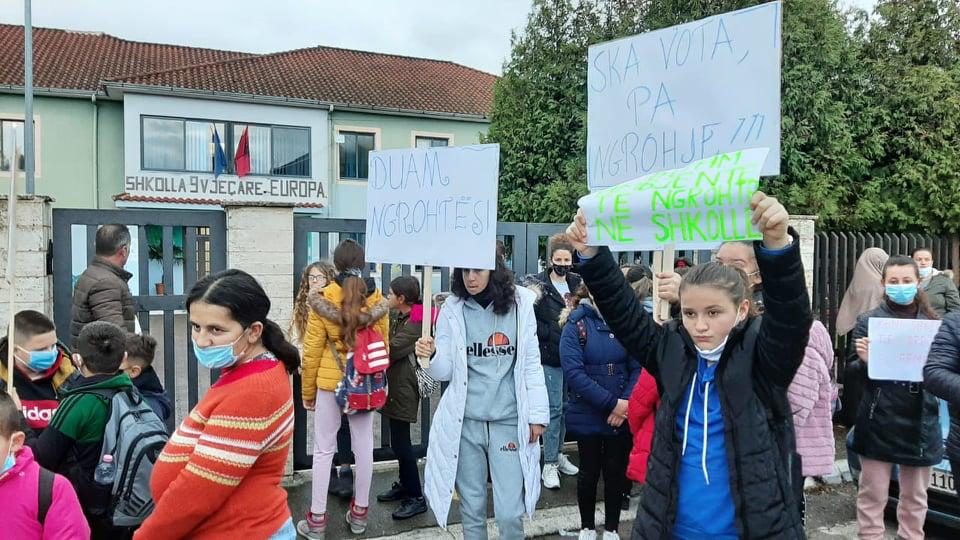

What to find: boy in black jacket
left=121, top=333, right=172, bottom=427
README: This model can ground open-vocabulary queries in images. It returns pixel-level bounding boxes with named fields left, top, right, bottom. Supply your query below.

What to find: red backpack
left=330, top=326, right=390, bottom=414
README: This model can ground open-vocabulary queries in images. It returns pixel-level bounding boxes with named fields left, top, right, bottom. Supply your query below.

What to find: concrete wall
left=0, top=196, right=53, bottom=322
left=0, top=95, right=124, bottom=209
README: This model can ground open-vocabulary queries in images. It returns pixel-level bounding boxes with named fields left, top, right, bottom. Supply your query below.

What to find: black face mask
left=552, top=265, right=572, bottom=277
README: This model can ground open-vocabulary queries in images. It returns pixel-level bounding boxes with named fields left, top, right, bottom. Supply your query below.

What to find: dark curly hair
left=451, top=246, right=516, bottom=315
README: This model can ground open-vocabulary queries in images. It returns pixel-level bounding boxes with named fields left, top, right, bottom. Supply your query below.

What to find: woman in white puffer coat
left=416, top=248, right=550, bottom=540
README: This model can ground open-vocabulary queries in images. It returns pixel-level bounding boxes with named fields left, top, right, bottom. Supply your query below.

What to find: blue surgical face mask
left=17, top=345, right=58, bottom=372
left=918, top=267, right=933, bottom=278
left=1, top=441, right=15, bottom=475
left=191, top=331, right=248, bottom=370
left=886, top=283, right=918, bottom=305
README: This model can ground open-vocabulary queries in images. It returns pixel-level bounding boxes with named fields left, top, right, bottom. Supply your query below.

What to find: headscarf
left=836, top=247, right=889, bottom=336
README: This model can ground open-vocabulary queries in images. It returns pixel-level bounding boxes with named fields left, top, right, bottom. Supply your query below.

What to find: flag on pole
left=212, top=127, right=227, bottom=178
left=235, top=126, right=251, bottom=177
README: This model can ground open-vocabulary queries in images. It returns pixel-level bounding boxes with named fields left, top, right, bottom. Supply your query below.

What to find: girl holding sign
left=566, top=192, right=811, bottom=540
left=849, top=255, right=943, bottom=540
left=415, top=246, right=550, bottom=540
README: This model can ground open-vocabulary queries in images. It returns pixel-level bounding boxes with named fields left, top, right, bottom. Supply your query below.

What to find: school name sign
left=587, top=1, right=782, bottom=190
left=365, top=144, right=499, bottom=270
left=124, top=174, right=327, bottom=205
left=580, top=147, right=768, bottom=251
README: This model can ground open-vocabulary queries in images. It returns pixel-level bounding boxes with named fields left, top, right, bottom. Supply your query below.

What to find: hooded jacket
left=0, top=446, right=90, bottom=540
left=577, top=230, right=810, bottom=540
left=301, top=280, right=390, bottom=399
left=131, top=366, right=173, bottom=427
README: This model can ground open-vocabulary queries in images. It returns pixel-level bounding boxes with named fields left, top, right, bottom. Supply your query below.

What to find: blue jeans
left=268, top=518, right=296, bottom=540
left=543, top=365, right=566, bottom=464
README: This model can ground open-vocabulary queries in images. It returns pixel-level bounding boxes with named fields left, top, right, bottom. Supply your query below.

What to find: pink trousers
left=857, top=457, right=931, bottom=540
left=309, top=391, right=374, bottom=515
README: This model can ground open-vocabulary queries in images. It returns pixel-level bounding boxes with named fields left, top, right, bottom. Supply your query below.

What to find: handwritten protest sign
left=579, top=147, right=768, bottom=251
left=365, top=144, right=499, bottom=270
left=867, top=318, right=942, bottom=382
left=587, top=1, right=782, bottom=190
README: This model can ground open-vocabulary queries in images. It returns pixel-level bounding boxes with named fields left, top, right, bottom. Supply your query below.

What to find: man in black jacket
left=524, top=234, right=582, bottom=489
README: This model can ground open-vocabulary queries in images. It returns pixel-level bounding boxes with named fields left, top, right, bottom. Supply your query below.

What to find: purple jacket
left=787, top=320, right=837, bottom=476
left=0, top=446, right=90, bottom=540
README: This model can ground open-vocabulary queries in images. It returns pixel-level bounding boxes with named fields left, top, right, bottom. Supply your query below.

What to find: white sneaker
left=557, top=453, right=580, bottom=476
left=578, top=529, right=597, bottom=540
left=542, top=462, right=560, bottom=489
left=601, top=532, right=620, bottom=540
left=803, top=476, right=818, bottom=491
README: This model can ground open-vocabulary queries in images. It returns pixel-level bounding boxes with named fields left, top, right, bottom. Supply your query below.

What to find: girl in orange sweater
left=135, top=269, right=299, bottom=540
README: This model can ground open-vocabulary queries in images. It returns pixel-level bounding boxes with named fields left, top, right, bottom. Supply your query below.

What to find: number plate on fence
left=929, top=468, right=955, bottom=495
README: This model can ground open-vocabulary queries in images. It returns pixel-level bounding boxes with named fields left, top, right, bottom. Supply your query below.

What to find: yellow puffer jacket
left=301, top=281, right=390, bottom=400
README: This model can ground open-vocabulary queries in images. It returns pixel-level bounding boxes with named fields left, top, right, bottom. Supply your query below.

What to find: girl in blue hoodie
left=566, top=192, right=811, bottom=539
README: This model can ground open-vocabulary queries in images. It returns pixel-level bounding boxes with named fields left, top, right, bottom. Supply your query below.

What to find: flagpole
left=24, top=0, right=35, bottom=195
left=6, top=144, right=19, bottom=394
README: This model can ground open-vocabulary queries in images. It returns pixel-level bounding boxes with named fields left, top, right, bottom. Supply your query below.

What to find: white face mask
left=694, top=312, right=745, bottom=362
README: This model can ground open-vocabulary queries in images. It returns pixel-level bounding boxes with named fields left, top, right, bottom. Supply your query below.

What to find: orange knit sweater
left=135, top=357, right=294, bottom=540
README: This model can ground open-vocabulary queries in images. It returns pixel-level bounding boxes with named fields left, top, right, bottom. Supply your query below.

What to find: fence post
left=952, top=235, right=960, bottom=286
left=788, top=215, right=818, bottom=308
left=0, top=195, right=53, bottom=321
left=224, top=202, right=296, bottom=474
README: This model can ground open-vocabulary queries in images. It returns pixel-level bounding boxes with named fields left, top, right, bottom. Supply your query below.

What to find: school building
left=0, top=24, right=495, bottom=218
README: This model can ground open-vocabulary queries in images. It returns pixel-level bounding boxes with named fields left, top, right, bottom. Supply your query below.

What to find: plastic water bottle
left=94, top=454, right=116, bottom=485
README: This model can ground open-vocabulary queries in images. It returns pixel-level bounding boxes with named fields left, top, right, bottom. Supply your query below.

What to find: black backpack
left=37, top=466, right=54, bottom=525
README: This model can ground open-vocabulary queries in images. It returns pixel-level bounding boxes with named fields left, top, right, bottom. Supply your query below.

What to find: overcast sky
left=1, top=0, right=878, bottom=76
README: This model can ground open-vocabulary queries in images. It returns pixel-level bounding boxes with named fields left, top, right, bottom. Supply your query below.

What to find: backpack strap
left=328, top=342, right=347, bottom=373
left=37, top=466, right=55, bottom=525
left=576, top=319, right=588, bottom=347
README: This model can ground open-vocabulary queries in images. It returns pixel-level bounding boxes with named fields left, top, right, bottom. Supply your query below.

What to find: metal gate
left=52, top=208, right=226, bottom=430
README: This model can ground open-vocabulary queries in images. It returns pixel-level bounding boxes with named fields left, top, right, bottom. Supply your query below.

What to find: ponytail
left=261, top=319, right=300, bottom=374
left=339, top=276, right=369, bottom=348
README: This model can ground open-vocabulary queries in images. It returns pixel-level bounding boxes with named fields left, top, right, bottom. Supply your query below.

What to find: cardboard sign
left=587, top=1, right=782, bottom=189
left=867, top=318, right=942, bottom=382
left=579, top=147, right=768, bottom=251
left=365, top=144, right=499, bottom=270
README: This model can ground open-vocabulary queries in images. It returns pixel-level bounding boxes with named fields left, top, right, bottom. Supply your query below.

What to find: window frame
left=0, top=115, right=42, bottom=179
left=411, top=130, right=454, bottom=149
left=139, top=114, right=312, bottom=178
left=334, top=125, right=381, bottom=183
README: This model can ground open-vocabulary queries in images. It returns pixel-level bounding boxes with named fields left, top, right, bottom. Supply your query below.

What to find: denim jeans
left=267, top=518, right=296, bottom=540
left=542, top=365, right=566, bottom=463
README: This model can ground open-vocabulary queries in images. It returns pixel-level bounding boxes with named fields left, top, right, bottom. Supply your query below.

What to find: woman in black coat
left=849, top=255, right=942, bottom=540
left=923, top=312, right=960, bottom=507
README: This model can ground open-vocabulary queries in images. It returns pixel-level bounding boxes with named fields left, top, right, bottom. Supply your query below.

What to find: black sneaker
left=332, top=468, right=354, bottom=500
left=621, top=495, right=631, bottom=511
left=392, top=497, right=428, bottom=520
left=377, top=482, right=406, bottom=503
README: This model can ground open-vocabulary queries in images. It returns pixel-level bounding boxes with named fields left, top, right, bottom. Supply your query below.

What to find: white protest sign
left=587, top=1, right=782, bottom=190
left=365, top=144, right=499, bottom=270
left=579, top=147, right=768, bottom=251
left=867, top=318, right=942, bottom=382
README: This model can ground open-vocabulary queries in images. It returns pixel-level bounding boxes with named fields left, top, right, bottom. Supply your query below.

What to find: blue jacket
left=560, top=300, right=641, bottom=437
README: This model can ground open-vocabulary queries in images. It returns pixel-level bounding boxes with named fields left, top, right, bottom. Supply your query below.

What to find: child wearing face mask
left=135, top=269, right=300, bottom=540
left=849, top=255, right=943, bottom=540
left=0, top=391, right=90, bottom=539
left=0, top=310, right=75, bottom=436
left=565, top=192, right=811, bottom=540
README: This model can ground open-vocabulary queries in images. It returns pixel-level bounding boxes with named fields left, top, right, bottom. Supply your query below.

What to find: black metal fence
left=813, top=230, right=958, bottom=382
left=52, top=209, right=226, bottom=431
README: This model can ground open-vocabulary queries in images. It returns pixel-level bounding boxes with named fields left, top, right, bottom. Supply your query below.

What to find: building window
left=141, top=115, right=311, bottom=177
left=415, top=136, right=450, bottom=148
left=339, top=131, right=376, bottom=180
left=272, top=126, right=311, bottom=176
left=0, top=120, right=26, bottom=172
left=142, top=117, right=185, bottom=170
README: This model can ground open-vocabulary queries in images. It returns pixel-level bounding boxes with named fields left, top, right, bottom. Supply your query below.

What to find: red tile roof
left=113, top=193, right=325, bottom=208
left=0, top=24, right=496, bottom=117
left=110, top=46, right=496, bottom=117
left=0, top=24, right=252, bottom=91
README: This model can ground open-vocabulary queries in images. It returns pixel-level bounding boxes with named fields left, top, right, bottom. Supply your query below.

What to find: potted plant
left=146, top=227, right=185, bottom=295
